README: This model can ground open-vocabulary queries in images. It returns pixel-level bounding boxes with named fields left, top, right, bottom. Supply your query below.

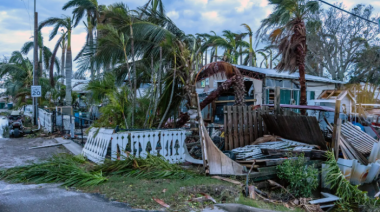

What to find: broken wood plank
left=29, top=142, right=70, bottom=149
left=233, top=106, right=239, bottom=149
left=227, top=106, right=233, bottom=150
left=211, top=176, right=243, bottom=186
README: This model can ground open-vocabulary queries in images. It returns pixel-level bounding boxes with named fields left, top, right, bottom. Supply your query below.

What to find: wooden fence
left=224, top=106, right=270, bottom=150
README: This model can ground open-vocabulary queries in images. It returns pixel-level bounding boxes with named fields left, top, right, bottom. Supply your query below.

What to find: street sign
left=31, top=85, right=42, bottom=97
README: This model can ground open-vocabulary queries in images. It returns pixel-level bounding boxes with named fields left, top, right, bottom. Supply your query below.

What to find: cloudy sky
left=0, top=0, right=379, bottom=74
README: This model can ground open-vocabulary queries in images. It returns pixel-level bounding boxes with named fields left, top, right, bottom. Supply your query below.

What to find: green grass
left=237, top=195, right=305, bottom=212
left=79, top=175, right=241, bottom=211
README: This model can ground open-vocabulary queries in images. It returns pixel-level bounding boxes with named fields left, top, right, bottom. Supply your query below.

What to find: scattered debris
left=211, top=176, right=243, bottom=186
left=29, top=142, right=70, bottom=149
left=251, top=135, right=281, bottom=145
left=152, top=197, right=170, bottom=208
left=232, top=139, right=319, bottom=161
left=309, top=192, right=340, bottom=205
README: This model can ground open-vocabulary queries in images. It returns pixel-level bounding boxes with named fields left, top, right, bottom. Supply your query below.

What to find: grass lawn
left=79, top=175, right=306, bottom=212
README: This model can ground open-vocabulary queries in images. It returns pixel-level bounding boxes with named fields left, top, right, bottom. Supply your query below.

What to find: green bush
left=276, top=154, right=319, bottom=197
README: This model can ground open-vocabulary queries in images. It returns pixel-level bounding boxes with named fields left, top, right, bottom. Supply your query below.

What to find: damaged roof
left=234, top=65, right=345, bottom=84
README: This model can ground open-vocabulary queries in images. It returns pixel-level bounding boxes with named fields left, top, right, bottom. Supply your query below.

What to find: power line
left=317, top=0, right=378, bottom=25
left=20, top=0, right=33, bottom=36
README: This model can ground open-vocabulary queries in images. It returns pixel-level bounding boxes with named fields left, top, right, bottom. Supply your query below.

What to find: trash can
left=0, top=102, right=5, bottom=109
left=7, top=103, right=13, bottom=110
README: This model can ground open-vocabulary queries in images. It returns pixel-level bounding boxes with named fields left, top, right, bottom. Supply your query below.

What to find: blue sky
left=0, top=0, right=379, bottom=73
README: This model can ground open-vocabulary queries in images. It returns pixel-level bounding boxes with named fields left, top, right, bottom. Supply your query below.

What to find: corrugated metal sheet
left=261, top=114, right=327, bottom=149
left=234, top=65, right=345, bottom=84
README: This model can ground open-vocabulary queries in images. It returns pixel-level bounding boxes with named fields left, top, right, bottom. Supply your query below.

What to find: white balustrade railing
left=83, top=128, right=188, bottom=164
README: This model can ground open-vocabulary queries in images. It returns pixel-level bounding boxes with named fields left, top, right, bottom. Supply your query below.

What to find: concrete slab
left=0, top=137, right=69, bottom=169
left=55, top=137, right=83, bottom=155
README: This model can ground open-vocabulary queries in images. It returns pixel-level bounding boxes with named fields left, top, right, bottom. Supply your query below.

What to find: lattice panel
left=82, top=128, right=114, bottom=164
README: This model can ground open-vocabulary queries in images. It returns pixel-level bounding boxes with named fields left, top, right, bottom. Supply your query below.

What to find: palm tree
left=241, top=23, right=256, bottom=66
left=257, top=0, right=319, bottom=107
left=20, top=31, right=60, bottom=85
left=158, top=33, right=178, bottom=128
left=96, top=24, right=131, bottom=87
left=62, top=0, right=105, bottom=79
left=0, top=51, right=33, bottom=106
left=39, top=15, right=75, bottom=105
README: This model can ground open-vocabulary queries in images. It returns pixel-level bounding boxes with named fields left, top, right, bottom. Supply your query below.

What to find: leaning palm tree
left=241, top=23, right=256, bottom=66
left=158, top=33, right=178, bottom=129
left=39, top=15, right=75, bottom=105
left=257, top=0, right=319, bottom=107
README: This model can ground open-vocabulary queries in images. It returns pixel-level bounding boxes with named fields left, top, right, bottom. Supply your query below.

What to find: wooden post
left=274, top=86, right=281, bottom=115
left=332, top=99, right=341, bottom=156
left=335, top=118, right=342, bottom=159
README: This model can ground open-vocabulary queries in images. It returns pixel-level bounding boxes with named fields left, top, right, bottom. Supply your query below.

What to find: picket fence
left=82, top=128, right=188, bottom=164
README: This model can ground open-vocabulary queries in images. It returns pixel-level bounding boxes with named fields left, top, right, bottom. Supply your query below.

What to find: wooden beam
left=274, top=86, right=281, bottom=115
left=332, top=100, right=341, bottom=159
left=335, top=118, right=342, bottom=160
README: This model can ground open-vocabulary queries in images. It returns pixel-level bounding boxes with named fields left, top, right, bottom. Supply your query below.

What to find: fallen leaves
left=189, top=193, right=216, bottom=203
left=152, top=197, right=170, bottom=208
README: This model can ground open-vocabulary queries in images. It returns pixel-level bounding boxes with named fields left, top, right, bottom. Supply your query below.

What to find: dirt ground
left=0, top=137, right=70, bottom=169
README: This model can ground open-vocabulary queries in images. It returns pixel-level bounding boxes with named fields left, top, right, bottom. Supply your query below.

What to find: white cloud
left=235, top=0, right=254, bottom=12
left=167, top=10, right=179, bottom=20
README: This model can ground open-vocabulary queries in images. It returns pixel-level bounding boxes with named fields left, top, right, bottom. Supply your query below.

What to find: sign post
left=31, top=86, right=42, bottom=97
left=31, top=85, right=41, bottom=123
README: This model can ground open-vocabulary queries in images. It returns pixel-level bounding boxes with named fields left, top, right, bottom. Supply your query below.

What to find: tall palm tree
left=39, top=15, right=75, bottom=105
left=62, top=0, right=105, bottom=79
left=257, top=0, right=319, bottom=107
left=20, top=31, right=60, bottom=85
left=241, top=23, right=256, bottom=66
left=158, top=33, right=177, bottom=128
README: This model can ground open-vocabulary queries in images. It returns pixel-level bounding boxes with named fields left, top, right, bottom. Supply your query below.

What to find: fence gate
left=224, top=106, right=269, bottom=150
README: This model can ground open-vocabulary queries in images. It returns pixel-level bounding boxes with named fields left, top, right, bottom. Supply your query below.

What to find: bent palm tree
left=257, top=0, right=319, bottom=108
left=39, top=15, right=75, bottom=105
left=241, top=23, right=256, bottom=67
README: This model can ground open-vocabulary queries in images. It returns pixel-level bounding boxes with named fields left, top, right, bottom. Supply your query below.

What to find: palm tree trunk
left=151, top=46, right=162, bottom=127
left=144, top=55, right=154, bottom=128
left=214, top=47, right=218, bottom=62
left=295, top=20, right=307, bottom=112
left=65, top=30, right=73, bottom=106
left=240, top=46, right=242, bottom=65
left=130, top=23, right=136, bottom=128
left=205, top=48, right=207, bottom=65
left=158, top=59, right=176, bottom=129
left=61, top=39, right=66, bottom=86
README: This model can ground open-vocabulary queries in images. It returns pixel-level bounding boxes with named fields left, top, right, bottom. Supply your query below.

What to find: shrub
left=276, top=154, right=319, bottom=197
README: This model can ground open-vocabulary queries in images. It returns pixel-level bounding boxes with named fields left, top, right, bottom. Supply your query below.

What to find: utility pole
left=33, top=0, right=38, bottom=125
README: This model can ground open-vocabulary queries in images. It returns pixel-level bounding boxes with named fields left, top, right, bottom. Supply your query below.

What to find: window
left=310, top=91, right=315, bottom=100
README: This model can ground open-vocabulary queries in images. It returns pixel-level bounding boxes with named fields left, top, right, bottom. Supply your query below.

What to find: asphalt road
left=0, top=181, right=149, bottom=212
